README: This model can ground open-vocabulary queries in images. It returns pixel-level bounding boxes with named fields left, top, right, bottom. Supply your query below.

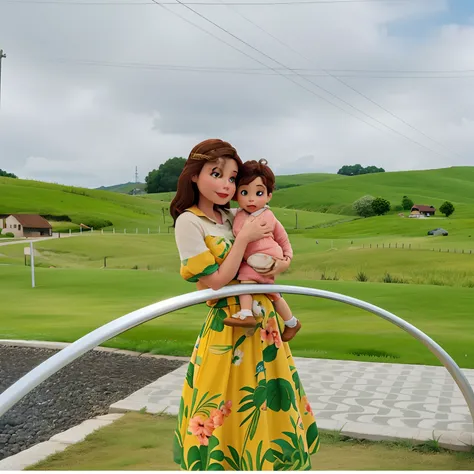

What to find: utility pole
left=0, top=49, right=6, bottom=109
left=135, top=166, right=139, bottom=184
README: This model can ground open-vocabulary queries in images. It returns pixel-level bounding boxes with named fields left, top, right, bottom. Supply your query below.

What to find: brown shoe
left=224, top=315, right=258, bottom=328
left=281, top=320, right=302, bottom=342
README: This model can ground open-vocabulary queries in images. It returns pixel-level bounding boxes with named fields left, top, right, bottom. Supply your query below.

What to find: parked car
left=427, top=228, right=448, bottom=236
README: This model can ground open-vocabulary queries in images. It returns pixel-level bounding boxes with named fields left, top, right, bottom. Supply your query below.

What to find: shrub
left=355, top=271, right=369, bottom=282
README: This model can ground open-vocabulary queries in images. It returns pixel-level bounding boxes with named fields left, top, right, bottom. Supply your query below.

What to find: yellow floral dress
left=173, top=206, right=319, bottom=471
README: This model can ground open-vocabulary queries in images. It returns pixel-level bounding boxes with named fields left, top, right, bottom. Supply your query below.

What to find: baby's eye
left=229, top=177, right=236, bottom=183
left=257, top=191, right=264, bottom=197
left=211, top=171, right=221, bottom=178
left=240, top=190, right=248, bottom=196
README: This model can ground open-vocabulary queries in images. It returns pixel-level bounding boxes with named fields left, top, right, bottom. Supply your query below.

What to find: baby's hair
left=238, top=159, right=275, bottom=194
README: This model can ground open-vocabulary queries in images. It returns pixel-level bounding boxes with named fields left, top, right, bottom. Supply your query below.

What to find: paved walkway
left=111, top=357, right=474, bottom=450
left=2, top=341, right=473, bottom=451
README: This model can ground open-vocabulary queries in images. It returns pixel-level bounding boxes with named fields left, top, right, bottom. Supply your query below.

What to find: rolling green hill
left=0, top=177, right=173, bottom=230
left=271, top=166, right=474, bottom=217
left=0, top=176, right=342, bottom=232
left=96, top=182, right=146, bottom=194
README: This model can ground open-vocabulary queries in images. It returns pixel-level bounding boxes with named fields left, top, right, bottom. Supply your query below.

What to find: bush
left=321, top=271, right=339, bottom=281
left=372, top=197, right=391, bottom=216
left=352, top=195, right=375, bottom=218
left=439, top=201, right=455, bottom=217
left=355, top=271, right=369, bottom=282
left=401, top=195, right=414, bottom=210
left=382, top=273, right=408, bottom=284
left=393, top=205, right=404, bottom=212
left=2, top=232, right=15, bottom=238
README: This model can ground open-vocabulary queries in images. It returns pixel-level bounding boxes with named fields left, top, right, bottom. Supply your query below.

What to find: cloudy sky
left=0, top=0, right=473, bottom=187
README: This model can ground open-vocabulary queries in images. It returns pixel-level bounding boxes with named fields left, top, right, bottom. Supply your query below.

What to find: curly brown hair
left=238, top=159, right=275, bottom=194
left=170, top=139, right=243, bottom=224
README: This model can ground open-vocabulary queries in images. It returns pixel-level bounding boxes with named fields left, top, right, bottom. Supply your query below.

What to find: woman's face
left=193, top=158, right=239, bottom=206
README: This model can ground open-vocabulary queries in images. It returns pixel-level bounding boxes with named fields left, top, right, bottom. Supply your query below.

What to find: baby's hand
left=259, top=256, right=291, bottom=277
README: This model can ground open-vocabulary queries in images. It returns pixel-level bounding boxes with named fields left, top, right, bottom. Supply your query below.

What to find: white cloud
left=0, top=0, right=473, bottom=187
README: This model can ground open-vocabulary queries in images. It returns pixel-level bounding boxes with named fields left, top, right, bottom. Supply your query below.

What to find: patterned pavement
left=110, top=357, right=474, bottom=450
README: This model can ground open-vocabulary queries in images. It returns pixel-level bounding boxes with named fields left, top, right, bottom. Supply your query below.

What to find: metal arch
left=1, top=284, right=473, bottom=426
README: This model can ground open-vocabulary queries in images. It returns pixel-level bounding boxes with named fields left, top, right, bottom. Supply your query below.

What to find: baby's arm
left=273, top=217, right=293, bottom=260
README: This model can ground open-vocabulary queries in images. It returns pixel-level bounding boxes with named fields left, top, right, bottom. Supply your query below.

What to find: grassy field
left=2, top=233, right=474, bottom=287
left=2, top=167, right=474, bottom=368
left=28, top=412, right=474, bottom=470
left=1, top=259, right=474, bottom=367
left=271, top=166, right=474, bottom=216
left=0, top=176, right=345, bottom=232
left=0, top=176, right=174, bottom=231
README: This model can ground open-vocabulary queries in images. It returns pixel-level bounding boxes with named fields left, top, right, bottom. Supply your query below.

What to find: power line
left=217, top=1, right=463, bottom=158
left=147, top=0, right=393, bottom=134
left=166, top=0, right=457, bottom=160
left=42, top=58, right=474, bottom=78
left=1, top=0, right=417, bottom=5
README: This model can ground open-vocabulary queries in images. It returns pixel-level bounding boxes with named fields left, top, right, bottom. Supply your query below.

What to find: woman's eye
left=257, top=191, right=264, bottom=196
left=240, top=190, right=248, bottom=196
left=211, top=171, right=220, bottom=178
left=229, top=177, right=236, bottom=183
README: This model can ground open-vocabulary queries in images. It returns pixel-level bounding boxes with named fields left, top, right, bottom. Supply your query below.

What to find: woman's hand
left=238, top=215, right=272, bottom=244
left=260, top=256, right=291, bottom=277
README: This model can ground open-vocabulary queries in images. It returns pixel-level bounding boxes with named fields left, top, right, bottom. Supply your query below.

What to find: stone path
left=111, top=357, right=474, bottom=450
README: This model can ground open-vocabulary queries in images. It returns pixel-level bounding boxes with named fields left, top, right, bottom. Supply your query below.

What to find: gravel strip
left=0, top=345, right=186, bottom=461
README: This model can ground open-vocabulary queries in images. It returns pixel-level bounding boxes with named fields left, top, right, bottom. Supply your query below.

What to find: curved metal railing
left=1, top=284, right=473, bottom=426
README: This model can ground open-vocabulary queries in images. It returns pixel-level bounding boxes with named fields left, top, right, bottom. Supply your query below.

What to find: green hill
left=96, top=182, right=146, bottom=194
left=0, top=176, right=342, bottom=232
left=0, top=177, right=172, bottom=230
left=271, top=167, right=474, bottom=217
left=275, top=172, right=345, bottom=189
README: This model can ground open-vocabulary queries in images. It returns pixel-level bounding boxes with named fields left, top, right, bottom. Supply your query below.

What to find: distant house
left=410, top=204, right=436, bottom=217
left=1, top=214, right=52, bottom=238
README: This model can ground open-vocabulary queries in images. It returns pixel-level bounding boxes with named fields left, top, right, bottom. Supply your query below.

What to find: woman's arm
left=200, top=216, right=272, bottom=290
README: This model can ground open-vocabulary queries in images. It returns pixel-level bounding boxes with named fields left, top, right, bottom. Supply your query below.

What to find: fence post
left=124, top=229, right=127, bottom=234
left=136, top=228, right=138, bottom=234
left=148, top=228, right=150, bottom=235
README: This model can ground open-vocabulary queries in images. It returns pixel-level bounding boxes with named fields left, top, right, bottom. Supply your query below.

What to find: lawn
left=270, top=166, right=474, bottom=216
left=1, top=264, right=474, bottom=368
left=28, top=413, right=474, bottom=470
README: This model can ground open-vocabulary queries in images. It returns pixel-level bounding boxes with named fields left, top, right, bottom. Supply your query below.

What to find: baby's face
left=237, top=177, right=271, bottom=213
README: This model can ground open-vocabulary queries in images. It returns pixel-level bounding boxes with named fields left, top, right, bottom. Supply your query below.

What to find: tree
left=337, top=164, right=385, bottom=176
left=401, top=195, right=414, bottom=211
left=145, top=157, right=186, bottom=193
left=0, top=169, right=18, bottom=178
left=352, top=195, right=376, bottom=218
left=439, top=201, right=455, bottom=217
left=372, top=197, right=391, bottom=216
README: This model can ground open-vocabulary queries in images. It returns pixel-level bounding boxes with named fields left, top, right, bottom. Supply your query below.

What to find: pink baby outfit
left=233, top=207, right=293, bottom=284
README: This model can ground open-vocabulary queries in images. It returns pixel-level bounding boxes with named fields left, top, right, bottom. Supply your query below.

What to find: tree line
left=0, top=169, right=18, bottom=178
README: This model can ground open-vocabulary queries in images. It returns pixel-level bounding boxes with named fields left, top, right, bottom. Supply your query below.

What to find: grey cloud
left=0, top=0, right=473, bottom=187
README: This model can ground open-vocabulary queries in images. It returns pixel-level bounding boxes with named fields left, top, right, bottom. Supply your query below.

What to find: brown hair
left=170, top=138, right=243, bottom=224
left=238, top=159, right=275, bottom=194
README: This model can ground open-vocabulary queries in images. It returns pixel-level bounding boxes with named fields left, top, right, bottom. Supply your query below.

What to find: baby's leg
left=223, top=280, right=258, bottom=328
left=272, top=295, right=302, bottom=342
